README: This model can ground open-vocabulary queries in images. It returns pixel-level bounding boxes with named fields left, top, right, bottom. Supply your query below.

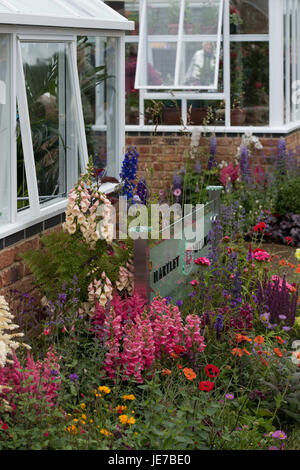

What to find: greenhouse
left=0, top=0, right=300, bottom=454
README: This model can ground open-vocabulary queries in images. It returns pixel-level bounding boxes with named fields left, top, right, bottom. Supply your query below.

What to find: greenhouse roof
left=0, top=0, right=134, bottom=31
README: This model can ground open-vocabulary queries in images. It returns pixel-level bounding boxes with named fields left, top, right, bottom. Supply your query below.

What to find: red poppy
left=205, top=364, right=220, bottom=379
left=1, top=423, right=8, bottom=430
left=199, top=381, right=215, bottom=392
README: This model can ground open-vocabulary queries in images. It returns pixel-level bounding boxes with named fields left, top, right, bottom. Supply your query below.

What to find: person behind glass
left=185, top=42, right=215, bottom=86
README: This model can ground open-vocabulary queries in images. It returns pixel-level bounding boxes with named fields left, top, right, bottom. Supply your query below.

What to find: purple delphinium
left=240, top=145, right=251, bottom=184
left=136, top=178, right=148, bottom=205
left=208, top=136, right=217, bottom=170
left=120, top=146, right=139, bottom=200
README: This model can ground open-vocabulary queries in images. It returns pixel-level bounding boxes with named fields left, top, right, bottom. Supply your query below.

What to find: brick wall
left=1, top=129, right=300, bottom=300
left=126, top=129, right=300, bottom=192
left=0, top=226, right=62, bottom=302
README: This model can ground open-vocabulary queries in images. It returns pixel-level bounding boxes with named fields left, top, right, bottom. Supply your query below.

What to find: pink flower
left=44, top=328, right=50, bottom=336
left=253, top=249, right=271, bottom=262
left=190, top=280, right=199, bottom=286
left=194, top=257, right=211, bottom=267
left=173, top=188, right=182, bottom=198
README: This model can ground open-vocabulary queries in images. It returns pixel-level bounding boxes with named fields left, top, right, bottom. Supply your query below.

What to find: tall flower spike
left=0, top=296, right=30, bottom=368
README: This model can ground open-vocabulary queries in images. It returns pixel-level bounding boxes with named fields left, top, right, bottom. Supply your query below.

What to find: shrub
left=275, top=177, right=300, bottom=216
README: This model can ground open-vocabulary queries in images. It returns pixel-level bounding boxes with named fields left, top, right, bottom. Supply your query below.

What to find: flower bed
left=0, top=136, right=299, bottom=451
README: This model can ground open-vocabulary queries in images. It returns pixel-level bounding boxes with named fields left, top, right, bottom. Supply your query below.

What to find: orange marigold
left=275, top=336, right=284, bottom=345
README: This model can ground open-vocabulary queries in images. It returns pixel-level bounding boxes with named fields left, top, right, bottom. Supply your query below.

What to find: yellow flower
left=81, top=414, right=87, bottom=420
left=119, top=414, right=128, bottom=424
left=89, top=419, right=94, bottom=424
left=81, top=420, right=86, bottom=425
left=73, top=418, right=79, bottom=423
left=67, top=424, right=78, bottom=435
left=127, top=416, right=136, bottom=426
left=123, top=394, right=136, bottom=401
left=98, top=386, right=111, bottom=394
left=296, top=249, right=300, bottom=261
left=80, top=403, right=86, bottom=410
left=100, top=428, right=112, bottom=437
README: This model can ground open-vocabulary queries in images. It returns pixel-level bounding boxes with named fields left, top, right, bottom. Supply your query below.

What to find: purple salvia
left=276, top=138, right=287, bottom=177
left=208, top=136, right=217, bottom=170
left=195, top=160, right=202, bottom=174
left=240, top=145, right=251, bottom=184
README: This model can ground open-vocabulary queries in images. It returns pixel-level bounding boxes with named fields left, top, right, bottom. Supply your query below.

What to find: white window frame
left=135, top=0, right=224, bottom=91
left=0, top=27, right=126, bottom=240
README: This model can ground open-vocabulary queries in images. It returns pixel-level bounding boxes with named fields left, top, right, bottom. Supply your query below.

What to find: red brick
left=0, top=248, right=15, bottom=271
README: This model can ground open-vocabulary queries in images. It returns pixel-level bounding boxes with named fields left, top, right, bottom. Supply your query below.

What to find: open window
left=135, top=0, right=224, bottom=90
left=16, top=35, right=88, bottom=217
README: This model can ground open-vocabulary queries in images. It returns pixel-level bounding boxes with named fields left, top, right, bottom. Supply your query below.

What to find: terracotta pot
left=185, top=23, right=194, bottom=34
left=231, top=108, right=247, bottom=126
left=168, top=23, right=179, bottom=35
left=162, top=107, right=181, bottom=125
left=189, top=108, right=208, bottom=125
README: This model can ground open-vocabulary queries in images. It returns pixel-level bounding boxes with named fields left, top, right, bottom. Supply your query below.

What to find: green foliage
left=20, top=230, right=133, bottom=302
left=275, top=177, right=300, bottom=216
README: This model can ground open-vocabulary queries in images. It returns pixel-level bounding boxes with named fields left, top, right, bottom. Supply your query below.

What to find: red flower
left=173, top=345, right=187, bottom=355
left=253, top=222, right=266, bottom=233
left=1, top=423, right=8, bottom=430
left=285, top=236, right=293, bottom=245
left=199, top=381, right=215, bottom=392
left=205, top=364, right=220, bottom=378
left=255, top=82, right=263, bottom=89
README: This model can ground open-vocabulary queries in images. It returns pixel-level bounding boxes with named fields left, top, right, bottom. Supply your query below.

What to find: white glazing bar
left=139, top=89, right=145, bottom=126
left=214, top=0, right=224, bottom=90
left=16, top=40, right=40, bottom=217
left=10, top=34, right=17, bottom=223
left=223, top=0, right=231, bottom=127
left=297, top=0, right=300, bottom=120
left=174, top=0, right=185, bottom=87
left=117, top=34, right=126, bottom=178
left=286, top=0, right=291, bottom=124
left=69, top=41, right=88, bottom=172
left=143, top=92, right=225, bottom=100
left=292, top=0, right=297, bottom=121
left=134, top=0, right=147, bottom=90
left=182, top=98, right=187, bottom=126
left=269, top=0, right=284, bottom=127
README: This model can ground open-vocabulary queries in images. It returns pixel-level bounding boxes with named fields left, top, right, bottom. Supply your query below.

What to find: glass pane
left=21, top=41, right=78, bottom=206
left=144, top=100, right=182, bottom=125
left=182, top=41, right=217, bottom=87
left=78, top=36, right=117, bottom=177
left=230, top=0, right=269, bottom=34
left=149, top=42, right=176, bottom=86
left=125, top=43, right=139, bottom=124
left=0, top=35, right=11, bottom=225
left=185, top=0, right=221, bottom=35
left=17, top=105, right=30, bottom=212
left=148, top=0, right=180, bottom=35
left=230, top=42, right=269, bottom=126
left=187, top=100, right=225, bottom=126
